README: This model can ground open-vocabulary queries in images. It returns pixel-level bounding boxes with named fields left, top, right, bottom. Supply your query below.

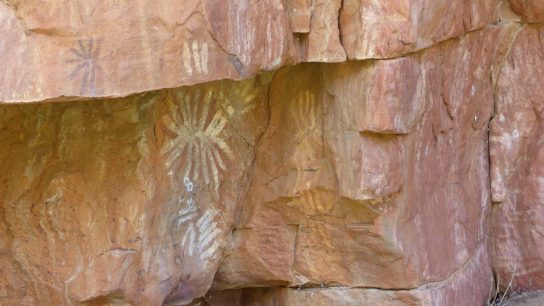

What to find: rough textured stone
left=339, top=0, right=499, bottom=59
left=206, top=245, right=492, bottom=306
left=510, top=0, right=544, bottom=23
left=213, top=27, right=501, bottom=298
left=212, top=226, right=297, bottom=289
left=0, top=0, right=499, bottom=103
left=286, top=0, right=346, bottom=62
left=503, top=290, right=544, bottom=306
left=0, top=76, right=271, bottom=305
left=491, top=24, right=544, bottom=291
left=304, top=0, right=346, bottom=62
left=0, top=0, right=295, bottom=102
left=3, top=0, right=544, bottom=305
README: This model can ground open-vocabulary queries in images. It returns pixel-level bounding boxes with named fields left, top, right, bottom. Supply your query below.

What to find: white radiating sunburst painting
left=161, top=89, right=234, bottom=192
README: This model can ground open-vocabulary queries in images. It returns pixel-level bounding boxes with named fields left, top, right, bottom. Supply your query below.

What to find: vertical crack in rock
left=489, top=22, right=524, bottom=207
left=337, top=0, right=348, bottom=59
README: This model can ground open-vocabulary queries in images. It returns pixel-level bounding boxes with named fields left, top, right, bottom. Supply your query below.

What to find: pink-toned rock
left=504, top=291, right=544, bottom=306
left=206, top=245, right=492, bottom=306
left=212, top=226, right=297, bottom=289
left=510, top=0, right=544, bottom=23
left=324, top=56, right=424, bottom=134
left=214, top=27, right=503, bottom=299
left=491, top=25, right=544, bottom=291
left=0, top=0, right=501, bottom=103
left=327, top=133, right=403, bottom=201
left=320, top=27, right=497, bottom=289
left=305, top=0, right=346, bottom=62
left=340, top=0, right=499, bottom=59
left=0, top=0, right=295, bottom=102
left=286, top=0, right=346, bottom=62
left=286, top=0, right=312, bottom=33
left=2, top=1, right=538, bottom=305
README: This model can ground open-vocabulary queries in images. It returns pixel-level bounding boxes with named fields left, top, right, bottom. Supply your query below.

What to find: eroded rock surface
left=340, top=0, right=499, bottom=59
left=1, top=0, right=544, bottom=305
left=491, top=24, right=544, bottom=292
left=509, top=0, right=544, bottom=23
left=0, top=77, right=272, bottom=305
left=206, top=245, right=492, bottom=306
left=211, top=27, right=502, bottom=305
left=0, top=0, right=498, bottom=103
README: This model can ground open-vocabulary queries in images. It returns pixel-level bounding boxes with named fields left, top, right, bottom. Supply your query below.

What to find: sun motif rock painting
left=161, top=89, right=233, bottom=193
left=0, top=76, right=270, bottom=305
left=128, top=80, right=272, bottom=305
left=66, top=38, right=103, bottom=96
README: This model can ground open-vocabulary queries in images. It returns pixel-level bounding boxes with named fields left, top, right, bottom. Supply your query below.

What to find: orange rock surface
left=1, top=1, right=544, bottom=306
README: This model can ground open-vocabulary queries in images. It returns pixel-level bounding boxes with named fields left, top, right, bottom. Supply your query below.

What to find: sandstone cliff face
left=0, top=1, right=543, bottom=306
left=491, top=23, right=544, bottom=291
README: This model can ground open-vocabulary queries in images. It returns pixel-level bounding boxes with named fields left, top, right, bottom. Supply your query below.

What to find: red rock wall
left=0, top=1, right=543, bottom=305
left=491, top=23, right=544, bottom=291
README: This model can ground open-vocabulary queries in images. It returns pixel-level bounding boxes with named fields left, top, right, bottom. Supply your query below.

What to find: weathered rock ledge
left=0, top=0, right=498, bottom=103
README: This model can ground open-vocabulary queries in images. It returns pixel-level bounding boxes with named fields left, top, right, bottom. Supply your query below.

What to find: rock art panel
left=0, top=76, right=271, bottom=305
left=213, top=27, right=504, bottom=304
left=0, top=0, right=501, bottom=103
left=67, top=38, right=102, bottom=96
left=212, top=64, right=336, bottom=290
left=288, top=0, right=346, bottom=62
left=1, top=1, right=538, bottom=303
left=0, top=0, right=293, bottom=102
left=491, top=25, right=544, bottom=291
